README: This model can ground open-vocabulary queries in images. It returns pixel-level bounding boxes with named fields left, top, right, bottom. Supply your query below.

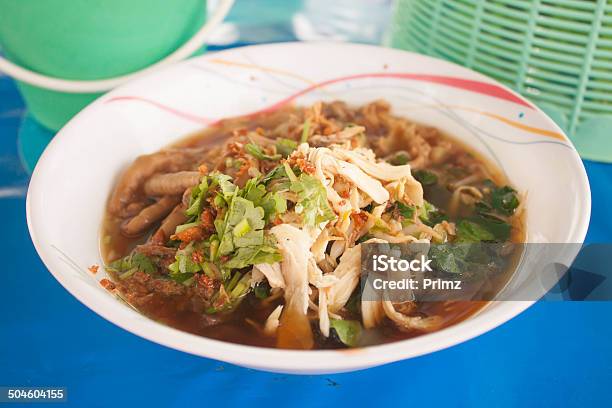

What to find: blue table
left=1, top=50, right=611, bottom=407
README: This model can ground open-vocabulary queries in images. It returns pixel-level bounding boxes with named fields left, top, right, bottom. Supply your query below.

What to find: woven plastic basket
left=389, top=0, right=612, bottom=162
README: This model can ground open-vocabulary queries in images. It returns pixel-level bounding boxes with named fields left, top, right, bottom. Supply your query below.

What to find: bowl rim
left=26, top=42, right=591, bottom=373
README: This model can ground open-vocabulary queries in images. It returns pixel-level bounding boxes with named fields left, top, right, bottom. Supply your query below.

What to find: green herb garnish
left=419, top=201, right=448, bottom=227
left=389, top=152, right=410, bottom=166
left=289, top=173, right=336, bottom=226
left=413, top=169, right=438, bottom=186
left=108, top=252, right=156, bottom=275
left=276, top=138, right=298, bottom=157
left=301, top=118, right=311, bottom=143
left=254, top=281, right=271, bottom=299
left=245, top=142, right=281, bottom=161
left=490, top=185, right=519, bottom=215
left=330, top=319, right=362, bottom=347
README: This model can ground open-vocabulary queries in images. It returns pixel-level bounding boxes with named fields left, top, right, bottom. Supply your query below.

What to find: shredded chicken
left=326, top=244, right=362, bottom=313
left=264, top=305, right=283, bottom=336
left=271, top=224, right=314, bottom=349
left=382, top=300, right=443, bottom=332
left=362, top=300, right=385, bottom=329
left=252, top=262, right=285, bottom=289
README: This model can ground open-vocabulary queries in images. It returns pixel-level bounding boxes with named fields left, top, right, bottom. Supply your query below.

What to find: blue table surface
left=1, top=51, right=612, bottom=407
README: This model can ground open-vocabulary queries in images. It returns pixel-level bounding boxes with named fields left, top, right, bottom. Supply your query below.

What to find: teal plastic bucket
left=0, top=0, right=232, bottom=131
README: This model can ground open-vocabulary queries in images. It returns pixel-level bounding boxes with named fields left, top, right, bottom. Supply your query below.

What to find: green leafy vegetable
left=261, top=165, right=288, bottom=184
left=228, top=272, right=252, bottom=299
left=330, top=319, right=362, bottom=347
left=260, top=192, right=287, bottom=221
left=131, top=253, right=157, bottom=274
left=233, top=218, right=252, bottom=237
left=429, top=244, right=472, bottom=274
left=168, top=243, right=202, bottom=276
left=218, top=197, right=266, bottom=256
left=453, top=181, right=517, bottom=243
left=185, top=175, right=209, bottom=218
left=290, top=173, right=336, bottom=226
left=206, top=272, right=253, bottom=314
left=211, top=172, right=237, bottom=201
left=475, top=181, right=520, bottom=218
left=413, top=169, right=438, bottom=186
left=242, top=177, right=287, bottom=221
left=419, top=201, right=448, bottom=227
left=389, top=152, right=410, bottom=166
left=276, top=138, right=298, bottom=157
left=223, top=238, right=282, bottom=269
left=283, top=161, right=298, bottom=183
left=301, top=118, right=311, bottom=143
left=456, top=220, right=495, bottom=242
left=242, top=177, right=267, bottom=203
left=429, top=243, right=506, bottom=278
left=490, top=185, right=519, bottom=215
left=186, top=172, right=236, bottom=221
left=396, top=202, right=416, bottom=219
left=253, top=281, right=271, bottom=299
left=107, top=252, right=156, bottom=275
left=213, top=180, right=283, bottom=268
left=171, top=272, right=195, bottom=283
left=245, top=142, right=281, bottom=161
left=473, top=214, right=511, bottom=241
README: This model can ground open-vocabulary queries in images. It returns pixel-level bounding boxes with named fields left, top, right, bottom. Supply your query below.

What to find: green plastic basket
left=389, top=0, right=612, bottom=162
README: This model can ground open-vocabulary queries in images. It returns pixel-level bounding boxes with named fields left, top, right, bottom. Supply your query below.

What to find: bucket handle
left=0, top=0, right=234, bottom=93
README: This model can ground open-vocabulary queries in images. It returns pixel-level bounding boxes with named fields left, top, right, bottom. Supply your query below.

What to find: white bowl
left=26, top=43, right=590, bottom=374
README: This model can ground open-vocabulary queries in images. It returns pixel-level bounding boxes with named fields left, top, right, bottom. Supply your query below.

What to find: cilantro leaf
left=242, top=177, right=287, bottom=221
left=276, top=138, right=298, bottom=157
left=389, top=152, right=410, bottom=166
left=330, top=319, right=362, bottom=347
left=261, top=165, right=288, bottom=184
left=245, top=142, right=281, bottom=161
left=419, top=201, right=448, bottom=227
left=456, top=216, right=511, bottom=243
left=301, top=118, right=311, bottom=143
left=108, top=252, right=156, bottom=275
left=254, top=281, right=271, bottom=299
left=413, top=169, right=438, bottom=186
left=396, top=202, right=416, bottom=219
left=223, top=243, right=282, bottom=269
left=429, top=244, right=471, bottom=274
left=473, top=214, right=511, bottom=241
left=168, top=243, right=202, bottom=275
left=131, top=253, right=157, bottom=274
left=429, top=243, right=506, bottom=278
left=186, top=172, right=236, bottom=220
left=490, top=185, right=519, bottom=215
left=456, top=220, right=495, bottom=242
left=211, top=172, right=236, bottom=200
left=185, top=175, right=208, bottom=218
left=290, top=173, right=335, bottom=226
left=218, top=197, right=266, bottom=256
left=242, top=177, right=267, bottom=203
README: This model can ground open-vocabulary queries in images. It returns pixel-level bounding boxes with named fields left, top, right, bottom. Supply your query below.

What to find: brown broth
left=101, top=106, right=525, bottom=349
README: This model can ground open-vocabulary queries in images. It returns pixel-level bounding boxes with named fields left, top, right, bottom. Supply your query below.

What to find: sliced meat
left=271, top=224, right=315, bottom=350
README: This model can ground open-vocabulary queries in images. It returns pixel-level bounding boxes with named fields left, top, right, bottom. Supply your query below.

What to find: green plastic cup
left=0, top=0, right=208, bottom=131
